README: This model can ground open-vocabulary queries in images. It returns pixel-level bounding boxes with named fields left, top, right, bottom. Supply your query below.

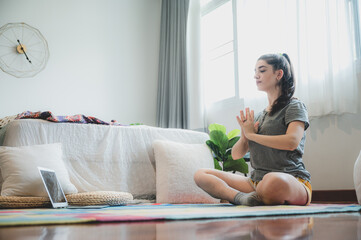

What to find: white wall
left=0, top=0, right=161, bottom=126
left=304, top=114, right=361, bottom=190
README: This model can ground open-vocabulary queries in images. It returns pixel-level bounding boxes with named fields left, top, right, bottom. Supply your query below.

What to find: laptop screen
left=38, top=167, right=68, bottom=208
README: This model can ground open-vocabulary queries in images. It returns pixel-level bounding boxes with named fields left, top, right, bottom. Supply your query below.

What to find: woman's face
left=254, top=60, right=281, bottom=93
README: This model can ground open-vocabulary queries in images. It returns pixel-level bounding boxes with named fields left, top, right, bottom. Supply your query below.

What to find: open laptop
left=38, top=167, right=108, bottom=209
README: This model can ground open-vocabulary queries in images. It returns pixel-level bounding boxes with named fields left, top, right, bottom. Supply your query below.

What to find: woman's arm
left=247, top=121, right=305, bottom=151
left=231, top=134, right=249, bottom=160
left=240, top=108, right=305, bottom=151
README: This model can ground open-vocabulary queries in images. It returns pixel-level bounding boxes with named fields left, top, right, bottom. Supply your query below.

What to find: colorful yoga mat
left=0, top=203, right=360, bottom=227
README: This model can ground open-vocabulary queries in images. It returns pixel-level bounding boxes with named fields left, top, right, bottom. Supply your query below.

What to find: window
left=201, top=0, right=237, bottom=105
left=201, top=0, right=360, bottom=117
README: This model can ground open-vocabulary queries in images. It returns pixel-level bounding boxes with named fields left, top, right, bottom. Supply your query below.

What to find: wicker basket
left=0, top=196, right=51, bottom=208
left=66, top=191, right=133, bottom=206
left=0, top=191, right=133, bottom=208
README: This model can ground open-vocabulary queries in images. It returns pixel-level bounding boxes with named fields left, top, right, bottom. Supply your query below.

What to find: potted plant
left=206, top=123, right=248, bottom=176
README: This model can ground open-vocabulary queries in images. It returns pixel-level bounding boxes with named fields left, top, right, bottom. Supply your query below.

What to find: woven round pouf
left=0, top=191, right=133, bottom=208
left=66, top=191, right=133, bottom=206
left=0, top=196, right=51, bottom=208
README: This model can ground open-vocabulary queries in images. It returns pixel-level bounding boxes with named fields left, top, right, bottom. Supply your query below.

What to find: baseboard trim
left=311, top=189, right=358, bottom=203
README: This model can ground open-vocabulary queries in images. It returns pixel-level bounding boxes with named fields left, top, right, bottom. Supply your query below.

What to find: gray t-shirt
left=248, top=99, right=311, bottom=182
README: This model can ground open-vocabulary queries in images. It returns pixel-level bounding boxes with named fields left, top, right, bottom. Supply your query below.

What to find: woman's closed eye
left=255, top=66, right=267, bottom=73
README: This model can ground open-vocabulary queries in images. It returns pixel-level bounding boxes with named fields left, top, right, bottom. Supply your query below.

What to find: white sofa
left=0, top=119, right=210, bottom=200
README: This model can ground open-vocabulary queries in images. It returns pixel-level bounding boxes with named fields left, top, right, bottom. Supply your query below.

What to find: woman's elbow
left=231, top=151, right=240, bottom=160
left=287, top=138, right=301, bottom=151
left=287, top=145, right=298, bottom=151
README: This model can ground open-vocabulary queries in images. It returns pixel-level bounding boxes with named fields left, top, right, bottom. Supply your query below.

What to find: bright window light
left=201, top=1, right=235, bottom=106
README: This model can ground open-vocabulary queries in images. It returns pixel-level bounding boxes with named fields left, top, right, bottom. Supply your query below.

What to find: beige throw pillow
left=153, top=140, right=220, bottom=204
left=0, top=143, right=77, bottom=197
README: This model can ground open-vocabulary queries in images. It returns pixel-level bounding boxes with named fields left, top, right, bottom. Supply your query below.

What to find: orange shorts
left=248, top=177, right=312, bottom=205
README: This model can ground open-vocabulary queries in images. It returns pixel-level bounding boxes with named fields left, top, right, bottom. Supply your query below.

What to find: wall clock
left=0, top=22, right=49, bottom=78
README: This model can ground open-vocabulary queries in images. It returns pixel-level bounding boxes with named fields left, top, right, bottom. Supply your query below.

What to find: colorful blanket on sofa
left=15, top=111, right=124, bottom=126
left=0, top=203, right=360, bottom=227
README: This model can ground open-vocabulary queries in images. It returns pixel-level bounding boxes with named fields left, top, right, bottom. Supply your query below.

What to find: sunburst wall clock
left=0, top=22, right=49, bottom=78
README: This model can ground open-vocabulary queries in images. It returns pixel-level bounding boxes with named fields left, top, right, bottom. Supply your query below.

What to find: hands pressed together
left=236, top=108, right=259, bottom=141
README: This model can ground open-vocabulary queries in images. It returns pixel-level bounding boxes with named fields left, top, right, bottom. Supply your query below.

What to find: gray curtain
left=156, top=0, right=190, bottom=129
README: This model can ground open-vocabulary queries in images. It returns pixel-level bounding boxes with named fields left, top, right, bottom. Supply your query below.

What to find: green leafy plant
left=206, top=123, right=248, bottom=175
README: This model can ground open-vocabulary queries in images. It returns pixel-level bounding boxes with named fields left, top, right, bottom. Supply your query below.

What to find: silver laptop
left=38, top=167, right=108, bottom=209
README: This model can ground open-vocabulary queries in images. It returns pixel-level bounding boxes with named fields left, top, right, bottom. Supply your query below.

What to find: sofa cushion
left=0, top=143, right=77, bottom=197
left=153, top=140, right=220, bottom=204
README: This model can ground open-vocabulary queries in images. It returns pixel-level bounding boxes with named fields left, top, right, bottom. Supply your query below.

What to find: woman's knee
left=193, top=168, right=209, bottom=186
left=257, top=173, right=292, bottom=204
left=261, top=172, right=290, bottom=187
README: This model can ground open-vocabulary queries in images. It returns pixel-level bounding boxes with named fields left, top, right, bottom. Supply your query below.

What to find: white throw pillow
left=0, top=143, right=78, bottom=197
left=153, top=140, right=220, bottom=204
